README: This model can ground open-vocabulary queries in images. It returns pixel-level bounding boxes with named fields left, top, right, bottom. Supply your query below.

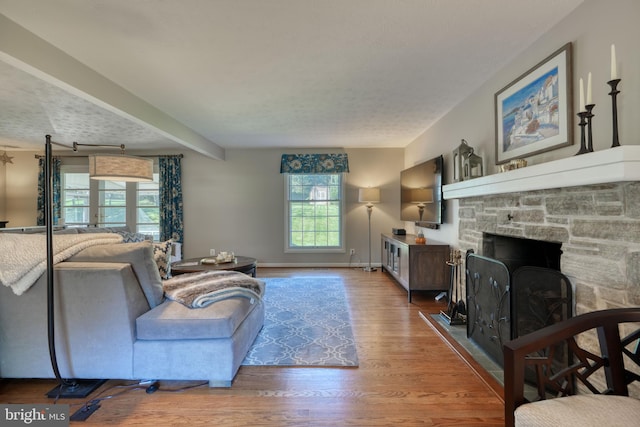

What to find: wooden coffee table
left=171, top=256, right=257, bottom=277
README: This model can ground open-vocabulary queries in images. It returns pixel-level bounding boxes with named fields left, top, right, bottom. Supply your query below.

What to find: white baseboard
left=257, top=262, right=383, bottom=268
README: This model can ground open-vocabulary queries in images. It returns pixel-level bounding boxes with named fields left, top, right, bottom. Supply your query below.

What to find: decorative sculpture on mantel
left=453, top=139, right=484, bottom=181
left=463, top=146, right=484, bottom=180
left=452, top=139, right=473, bottom=182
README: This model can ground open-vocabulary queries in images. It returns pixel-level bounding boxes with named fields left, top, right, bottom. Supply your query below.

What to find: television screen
left=400, top=155, right=444, bottom=227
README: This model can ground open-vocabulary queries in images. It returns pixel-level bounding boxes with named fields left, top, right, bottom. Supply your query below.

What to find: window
left=136, top=176, right=160, bottom=240
left=98, top=180, right=127, bottom=227
left=61, top=167, right=160, bottom=239
left=62, top=171, right=90, bottom=225
left=285, top=173, right=344, bottom=252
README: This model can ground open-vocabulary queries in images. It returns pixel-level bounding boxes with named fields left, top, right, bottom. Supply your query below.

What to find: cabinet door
left=388, top=243, right=397, bottom=273
left=381, top=237, right=390, bottom=270
left=398, top=243, right=410, bottom=286
left=412, top=246, right=450, bottom=290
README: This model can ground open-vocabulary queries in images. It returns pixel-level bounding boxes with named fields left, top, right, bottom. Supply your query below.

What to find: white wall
left=2, top=151, right=38, bottom=227
left=406, top=0, right=640, bottom=249
left=181, top=147, right=404, bottom=265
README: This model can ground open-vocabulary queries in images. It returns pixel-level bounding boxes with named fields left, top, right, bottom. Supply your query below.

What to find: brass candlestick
left=608, top=79, right=621, bottom=147
left=575, top=111, right=589, bottom=155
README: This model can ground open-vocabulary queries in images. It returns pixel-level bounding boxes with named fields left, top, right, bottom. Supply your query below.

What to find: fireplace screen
left=511, top=266, right=573, bottom=339
left=466, top=253, right=511, bottom=366
left=466, top=252, right=572, bottom=368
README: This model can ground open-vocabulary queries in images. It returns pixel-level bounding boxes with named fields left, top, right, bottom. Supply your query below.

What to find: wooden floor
left=0, top=267, right=505, bottom=426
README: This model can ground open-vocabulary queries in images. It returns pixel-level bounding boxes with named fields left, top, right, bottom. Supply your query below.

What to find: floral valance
left=280, top=153, right=350, bottom=174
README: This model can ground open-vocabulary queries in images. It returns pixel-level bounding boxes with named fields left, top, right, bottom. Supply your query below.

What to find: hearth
left=465, top=234, right=572, bottom=367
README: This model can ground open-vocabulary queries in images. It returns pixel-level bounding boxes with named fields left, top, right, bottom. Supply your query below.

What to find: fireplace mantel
left=443, top=145, right=640, bottom=200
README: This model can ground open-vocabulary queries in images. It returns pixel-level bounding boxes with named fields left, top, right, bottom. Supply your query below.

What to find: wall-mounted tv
left=400, top=155, right=444, bottom=227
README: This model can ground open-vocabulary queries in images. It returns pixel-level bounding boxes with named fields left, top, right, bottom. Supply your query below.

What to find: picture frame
left=495, top=43, right=572, bottom=165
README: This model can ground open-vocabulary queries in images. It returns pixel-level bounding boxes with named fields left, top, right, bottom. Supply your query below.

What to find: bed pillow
left=153, top=240, right=172, bottom=280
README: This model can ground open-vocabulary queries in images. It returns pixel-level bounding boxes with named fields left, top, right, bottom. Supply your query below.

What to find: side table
left=171, top=255, right=257, bottom=277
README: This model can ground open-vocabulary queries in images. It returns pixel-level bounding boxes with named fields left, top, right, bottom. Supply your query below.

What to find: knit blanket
left=0, top=232, right=124, bottom=295
left=163, top=270, right=265, bottom=309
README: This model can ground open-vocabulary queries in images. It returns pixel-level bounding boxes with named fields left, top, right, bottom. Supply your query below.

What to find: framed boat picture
left=495, top=43, right=573, bottom=164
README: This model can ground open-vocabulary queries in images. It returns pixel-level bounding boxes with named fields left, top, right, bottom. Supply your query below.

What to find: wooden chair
left=503, top=308, right=640, bottom=427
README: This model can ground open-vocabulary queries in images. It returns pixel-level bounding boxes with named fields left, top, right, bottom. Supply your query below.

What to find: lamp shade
left=410, top=188, right=433, bottom=204
left=359, top=187, right=380, bottom=203
left=88, top=154, right=153, bottom=182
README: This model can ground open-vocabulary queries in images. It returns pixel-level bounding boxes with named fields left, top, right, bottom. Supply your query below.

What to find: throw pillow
left=153, top=240, right=172, bottom=280
left=117, top=231, right=147, bottom=243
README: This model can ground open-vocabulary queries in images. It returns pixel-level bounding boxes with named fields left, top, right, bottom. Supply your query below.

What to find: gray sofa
left=0, top=241, right=264, bottom=387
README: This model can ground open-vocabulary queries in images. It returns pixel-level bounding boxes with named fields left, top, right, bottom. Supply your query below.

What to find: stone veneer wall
left=457, top=181, right=640, bottom=315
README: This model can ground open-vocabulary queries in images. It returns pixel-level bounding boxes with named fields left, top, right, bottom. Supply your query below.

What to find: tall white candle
left=579, top=78, right=585, bottom=112
left=610, top=44, right=618, bottom=80
left=586, top=72, right=592, bottom=105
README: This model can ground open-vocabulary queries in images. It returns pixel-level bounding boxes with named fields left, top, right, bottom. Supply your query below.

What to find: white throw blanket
left=0, top=232, right=123, bottom=295
left=163, top=270, right=265, bottom=308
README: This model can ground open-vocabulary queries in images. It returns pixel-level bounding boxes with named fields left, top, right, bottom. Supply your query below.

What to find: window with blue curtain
left=39, top=155, right=183, bottom=248
left=280, top=153, right=349, bottom=174
left=280, top=154, right=349, bottom=251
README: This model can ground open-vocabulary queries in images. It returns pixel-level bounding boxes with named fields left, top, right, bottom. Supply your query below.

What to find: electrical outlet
left=210, top=249, right=216, bottom=256
left=350, top=249, right=355, bottom=255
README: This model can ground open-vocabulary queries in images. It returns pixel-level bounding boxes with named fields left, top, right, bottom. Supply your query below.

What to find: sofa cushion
left=514, top=395, right=640, bottom=426
left=136, top=298, right=259, bottom=340
left=69, top=241, right=164, bottom=308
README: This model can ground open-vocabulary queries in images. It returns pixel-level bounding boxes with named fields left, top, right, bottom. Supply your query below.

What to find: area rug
left=242, top=277, right=359, bottom=367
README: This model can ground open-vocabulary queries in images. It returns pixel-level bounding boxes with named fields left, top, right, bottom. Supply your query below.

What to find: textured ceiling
left=0, top=0, right=584, bottom=153
left=0, top=60, right=171, bottom=150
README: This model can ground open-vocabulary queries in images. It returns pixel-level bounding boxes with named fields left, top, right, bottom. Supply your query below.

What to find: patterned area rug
left=242, top=277, right=359, bottom=367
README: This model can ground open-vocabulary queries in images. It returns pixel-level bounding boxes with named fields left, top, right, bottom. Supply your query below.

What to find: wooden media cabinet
left=381, top=233, right=450, bottom=302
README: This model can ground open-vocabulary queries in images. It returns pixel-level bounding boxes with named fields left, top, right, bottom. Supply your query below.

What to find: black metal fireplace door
left=466, top=252, right=573, bottom=368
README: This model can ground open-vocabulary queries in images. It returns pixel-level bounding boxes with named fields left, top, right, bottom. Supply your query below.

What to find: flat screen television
left=400, top=155, right=444, bottom=227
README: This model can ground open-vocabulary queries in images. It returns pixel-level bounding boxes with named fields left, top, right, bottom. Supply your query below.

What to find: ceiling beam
left=0, top=13, right=225, bottom=160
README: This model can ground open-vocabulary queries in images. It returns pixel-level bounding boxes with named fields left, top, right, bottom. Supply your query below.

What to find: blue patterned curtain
left=159, top=155, right=184, bottom=243
left=36, top=157, right=61, bottom=226
left=280, top=153, right=349, bottom=174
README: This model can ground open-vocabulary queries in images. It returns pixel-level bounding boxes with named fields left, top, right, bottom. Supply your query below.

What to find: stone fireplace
left=456, top=181, right=640, bottom=315
left=443, top=147, right=640, bottom=314
left=441, top=147, right=640, bottom=392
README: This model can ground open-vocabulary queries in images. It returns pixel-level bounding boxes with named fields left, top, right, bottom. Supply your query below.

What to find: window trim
left=283, top=173, right=346, bottom=254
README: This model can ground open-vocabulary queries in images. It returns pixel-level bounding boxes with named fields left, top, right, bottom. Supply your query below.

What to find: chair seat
left=515, top=395, right=640, bottom=427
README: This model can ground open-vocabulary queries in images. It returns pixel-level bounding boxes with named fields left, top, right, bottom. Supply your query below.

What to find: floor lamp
left=359, top=187, right=380, bottom=272
left=44, top=135, right=153, bottom=398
